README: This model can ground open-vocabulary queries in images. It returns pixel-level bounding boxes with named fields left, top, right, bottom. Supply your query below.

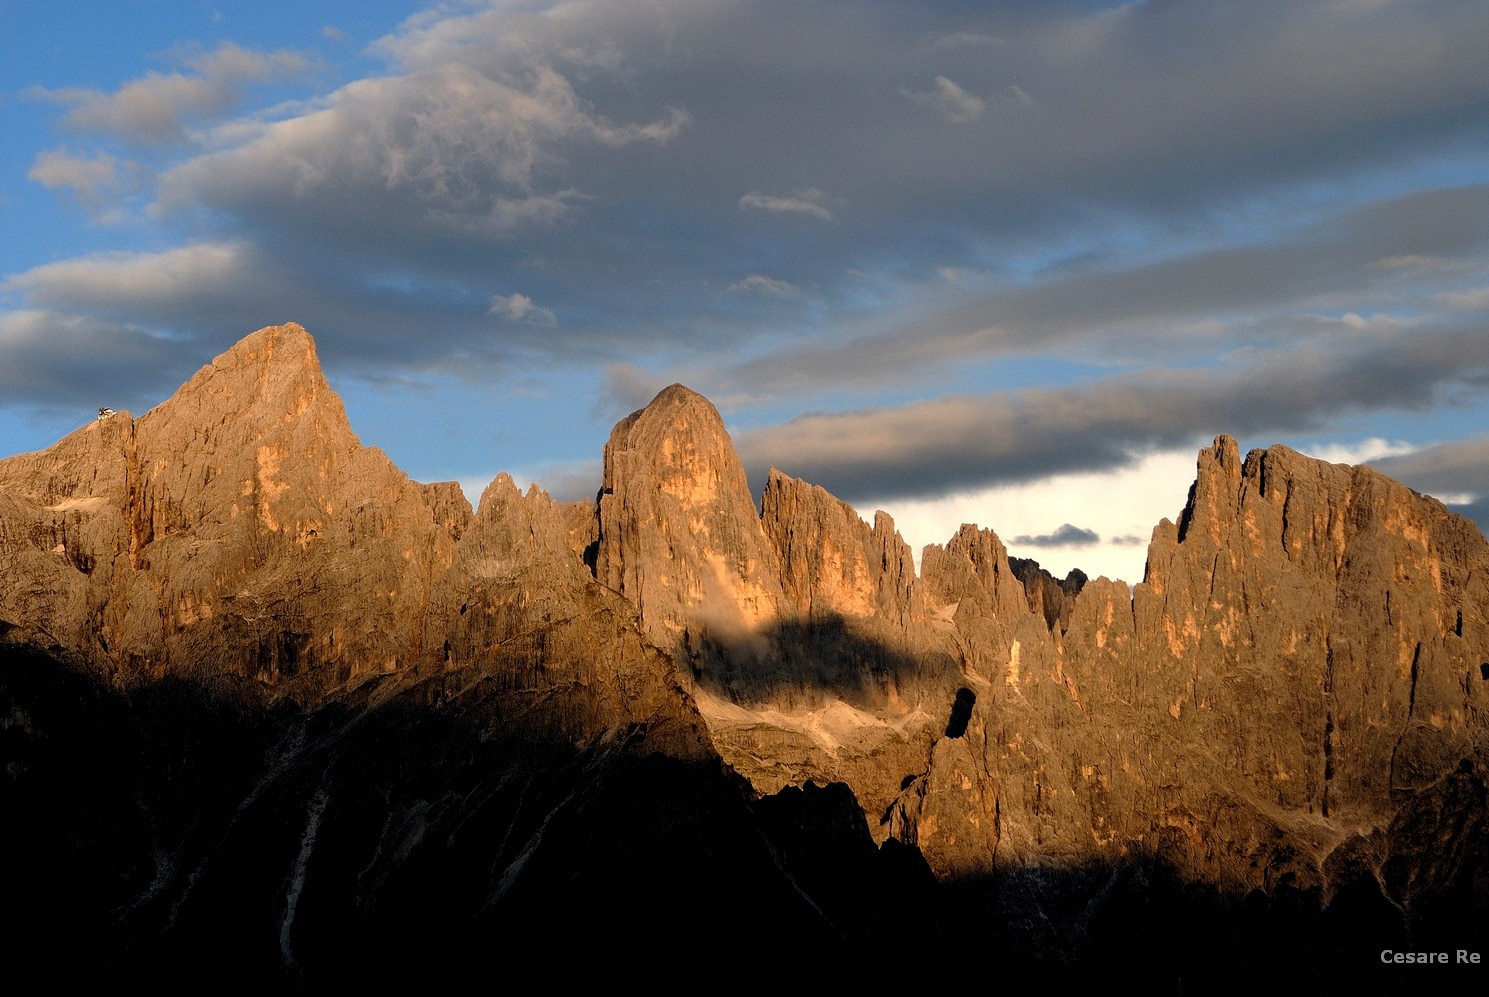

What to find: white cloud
left=727, top=274, right=796, bottom=297
left=1372, top=253, right=1456, bottom=270
left=489, top=292, right=556, bottom=324
left=0, top=309, right=188, bottom=408
left=5, top=243, right=249, bottom=309
left=1437, top=287, right=1489, bottom=310
left=156, top=59, right=685, bottom=239
left=925, top=31, right=1010, bottom=51
left=31, top=43, right=312, bottom=145
left=461, top=458, right=602, bottom=507
left=9, top=0, right=1489, bottom=508
left=1298, top=437, right=1418, bottom=464
left=739, top=189, right=833, bottom=221
left=1369, top=436, right=1489, bottom=498
left=936, top=265, right=989, bottom=288
left=1003, top=85, right=1032, bottom=107
left=27, top=151, right=132, bottom=211
left=1009, top=523, right=1100, bottom=548
left=902, top=76, right=985, bottom=123
left=505, top=458, right=603, bottom=504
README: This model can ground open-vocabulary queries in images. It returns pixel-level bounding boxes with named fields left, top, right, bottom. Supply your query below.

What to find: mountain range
left=3, top=323, right=1485, bottom=989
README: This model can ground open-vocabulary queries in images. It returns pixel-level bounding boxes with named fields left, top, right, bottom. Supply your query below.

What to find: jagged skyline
left=8, top=323, right=1485, bottom=985
left=4, top=0, right=1488, bottom=584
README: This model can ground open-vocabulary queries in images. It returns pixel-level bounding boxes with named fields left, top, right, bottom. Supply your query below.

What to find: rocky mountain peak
left=1175, top=433, right=1242, bottom=545
left=141, top=321, right=354, bottom=452
left=0, top=323, right=349, bottom=517
left=120, top=322, right=379, bottom=558
left=1006, top=556, right=1087, bottom=632
left=4, top=326, right=1488, bottom=982
left=0, top=323, right=468, bottom=691
left=593, top=383, right=787, bottom=672
left=920, top=522, right=1029, bottom=622
left=643, top=381, right=716, bottom=412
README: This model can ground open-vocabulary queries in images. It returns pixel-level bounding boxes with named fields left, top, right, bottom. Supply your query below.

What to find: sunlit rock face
left=884, top=433, right=1489, bottom=893
left=0, top=324, right=469, bottom=694
left=594, top=384, right=790, bottom=675
left=3, top=325, right=1487, bottom=985
left=592, top=389, right=966, bottom=838
left=585, top=382, right=1489, bottom=908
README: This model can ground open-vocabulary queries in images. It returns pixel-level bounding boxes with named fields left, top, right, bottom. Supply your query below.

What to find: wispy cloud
left=26, top=151, right=137, bottom=213
left=727, top=274, right=796, bottom=297
left=738, top=189, right=833, bottom=221
left=593, top=363, right=668, bottom=422
left=5, top=242, right=250, bottom=309
left=902, top=76, right=984, bottom=123
left=0, top=310, right=192, bottom=410
left=28, top=43, right=312, bottom=145
left=1371, top=437, right=1489, bottom=500
left=714, top=184, right=1489, bottom=398
left=737, top=317, right=1489, bottom=502
left=489, top=292, right=556, bottom=325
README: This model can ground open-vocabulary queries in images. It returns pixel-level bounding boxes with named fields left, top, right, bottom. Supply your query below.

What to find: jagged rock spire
left=593, top=384, right=788, bottom=666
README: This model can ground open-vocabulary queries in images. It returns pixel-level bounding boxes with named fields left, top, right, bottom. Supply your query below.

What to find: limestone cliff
left=0, top=324, right=468, bottom=693
left=1007, top=556, right=1087, bottom=632
left=594, top=385, right=788, bottom=679
left=4, top=325, right=1487, bottom=985
left=761, top=467, right=923, bottom=631
left=585, top=386, right=1488, bottom=906
left=0, top=325, right=703, bottom=754
left=590, top=391, right=957, bottom=832
left=889, top=435, right=1489, bottom=897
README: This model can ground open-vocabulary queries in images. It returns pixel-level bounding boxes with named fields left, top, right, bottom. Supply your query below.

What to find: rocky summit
left=3, top=323, right=1487, bottom=990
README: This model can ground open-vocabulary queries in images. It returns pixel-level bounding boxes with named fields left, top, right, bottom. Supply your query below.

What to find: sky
left=3, top=0, right=1488, bottom=585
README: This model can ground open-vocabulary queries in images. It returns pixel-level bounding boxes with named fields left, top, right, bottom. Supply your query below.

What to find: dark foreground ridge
left=7, top=646, right=1485, bottom=992
left=3, top=324, right=1487, bottom=989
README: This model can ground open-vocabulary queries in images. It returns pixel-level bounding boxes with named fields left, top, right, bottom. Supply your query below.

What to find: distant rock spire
left=594, top=384, right=788, bottom=672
